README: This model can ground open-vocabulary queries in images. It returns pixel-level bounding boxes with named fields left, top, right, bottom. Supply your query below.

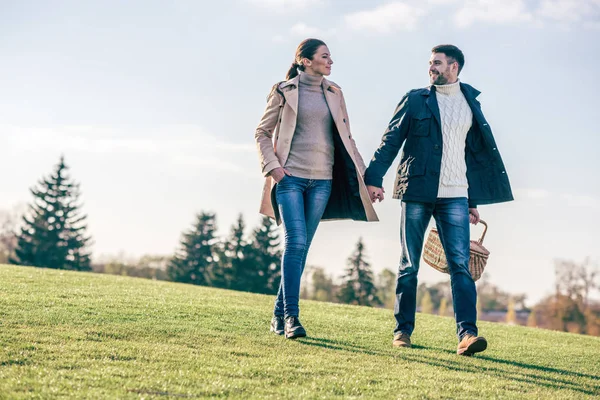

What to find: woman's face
left=303, top=45, right=333, bottom=76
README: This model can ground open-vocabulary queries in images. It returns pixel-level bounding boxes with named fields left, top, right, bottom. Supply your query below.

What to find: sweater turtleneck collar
left=299, top=70, right=324, bottom=86
left=434, top=79, right=461, bottom=95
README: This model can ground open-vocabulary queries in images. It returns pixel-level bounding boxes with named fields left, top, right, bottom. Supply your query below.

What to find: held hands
left=367, top=185, right=385, bottom=203
left=269, top=167, right=292, bottom=183
left=469, top=208, right=481, bottom=225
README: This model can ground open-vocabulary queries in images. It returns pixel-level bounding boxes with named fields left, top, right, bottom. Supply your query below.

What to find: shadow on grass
left=420, top=344, right=600, bottom=381
left=297, top=337, right=600, bottom=396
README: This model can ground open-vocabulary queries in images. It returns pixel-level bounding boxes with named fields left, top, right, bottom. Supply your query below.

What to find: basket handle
left=477, top=220, right=488, bottom=244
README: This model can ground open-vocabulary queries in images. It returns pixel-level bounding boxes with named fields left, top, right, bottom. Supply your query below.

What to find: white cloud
left=245, top=0, right=322, bottom=13
left=536, top=0, right=600, bottom=28
left=454, top=0, right=533, bottom=29
left=290, top=22, right=323, bottom=37
left=344, top=2, right=427, bottom=33
left=2, top=125, right=255, bottom=175
left=341, top=0, right=599, bottom=33
left=289, top=22, right=336, bottom=38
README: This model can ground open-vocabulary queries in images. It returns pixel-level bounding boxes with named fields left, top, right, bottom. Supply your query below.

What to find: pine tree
left=168, top=212, right=219, bottom=286
left=244, top=216, right=281, bottom=294
left=376, top=268, right=397, bottom=309
left=221, top=214, right=253, bottom=291
left=420, top=290, right=434, bottom=314
left=338, top=238, right=381, bottom=307
left=12, top=156, right=92, bottom=270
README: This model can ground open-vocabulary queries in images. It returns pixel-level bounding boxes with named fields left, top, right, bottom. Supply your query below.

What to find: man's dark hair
left=432, top=44, right=465, bottom=75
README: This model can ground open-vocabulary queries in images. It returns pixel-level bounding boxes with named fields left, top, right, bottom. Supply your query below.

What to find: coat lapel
left=281, top=75, right=300, bottom=115
left=283, top=88, right=298, bottom=115
left=324, top=88, right=341, bottom=126
left=425, top=88, right=441, bottom=127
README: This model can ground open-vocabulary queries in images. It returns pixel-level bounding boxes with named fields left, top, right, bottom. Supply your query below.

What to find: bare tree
left=0, top=204, right=26, bottom=264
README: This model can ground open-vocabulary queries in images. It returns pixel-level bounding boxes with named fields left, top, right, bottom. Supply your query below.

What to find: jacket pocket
left=411, top=113, right=431, bottom=136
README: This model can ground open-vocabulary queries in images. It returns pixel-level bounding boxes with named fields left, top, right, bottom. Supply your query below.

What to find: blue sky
left=1, top=0, right=599, bottom=304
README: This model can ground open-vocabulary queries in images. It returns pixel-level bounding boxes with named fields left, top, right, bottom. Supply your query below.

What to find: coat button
left=434, top=144, right=440, bottom=150
left=343, top=118, right=347, bottom=123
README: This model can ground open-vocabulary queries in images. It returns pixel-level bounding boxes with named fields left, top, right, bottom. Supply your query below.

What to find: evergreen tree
left=338, top=238, right=381, bottom=307
left=310, top=266, right=336, bottom=302
left=12, top=157, right=92, bottom=270
left=376, top=268, right=397, bottom=309
left=168, top=212, right=219, bottom=286
left=245, top=216, right=281, bottom=294
left=221, top=214, right=254, bottom=291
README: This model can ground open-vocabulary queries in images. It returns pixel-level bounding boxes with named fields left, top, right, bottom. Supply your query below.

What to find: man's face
left=429, top=52, right=458, bottom=85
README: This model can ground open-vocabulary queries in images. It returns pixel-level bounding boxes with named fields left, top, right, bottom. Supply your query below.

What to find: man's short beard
left=433, top=73, right=448, bottom=85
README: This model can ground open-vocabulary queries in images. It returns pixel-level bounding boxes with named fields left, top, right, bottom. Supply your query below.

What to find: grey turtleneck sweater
left=284, top=71, right=335, bottom=180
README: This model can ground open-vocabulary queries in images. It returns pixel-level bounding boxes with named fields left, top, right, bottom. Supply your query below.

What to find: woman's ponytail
left=285, top=63, right=299, bottom=80
left=284, top=38, right=326, bottom=80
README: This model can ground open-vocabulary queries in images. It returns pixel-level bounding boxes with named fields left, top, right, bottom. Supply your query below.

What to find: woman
left=255, top=38, right=378, bottom=339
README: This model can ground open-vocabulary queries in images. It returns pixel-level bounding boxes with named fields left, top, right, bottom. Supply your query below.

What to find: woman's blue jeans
left=395, top=198, right=478, bottom=340
left=273, top=175, right=332, bottom=318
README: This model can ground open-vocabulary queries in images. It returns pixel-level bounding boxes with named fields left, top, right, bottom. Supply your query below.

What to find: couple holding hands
left=254, top=39, right=512, bottom=356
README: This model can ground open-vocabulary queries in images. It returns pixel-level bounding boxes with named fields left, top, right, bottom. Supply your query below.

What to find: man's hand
left=367, top=185, right=385, bottom=203
left=469, top=208, right=480, bottom=225
left=269, top=167, right=292, bottom=183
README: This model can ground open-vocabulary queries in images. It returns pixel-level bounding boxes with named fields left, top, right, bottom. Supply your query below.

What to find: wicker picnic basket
left=422, top=220, right=490, bottom=281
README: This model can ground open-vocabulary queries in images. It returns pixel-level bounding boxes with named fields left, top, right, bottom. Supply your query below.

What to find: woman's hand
left=270, top=167, right=292, bottom=183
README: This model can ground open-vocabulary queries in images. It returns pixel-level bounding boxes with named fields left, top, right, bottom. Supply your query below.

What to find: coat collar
left=279, top=74, right=341, bottom=120
left=420, top=82, right=481, bottom=99
left=279, top=74, right=340, bottom=92
left=420, top=82, right=481, bottom=127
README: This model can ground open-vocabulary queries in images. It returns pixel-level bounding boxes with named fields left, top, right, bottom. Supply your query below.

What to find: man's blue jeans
left=395, top=198, right=478, bottom=340
left=273, top=176, right=332, bottom=318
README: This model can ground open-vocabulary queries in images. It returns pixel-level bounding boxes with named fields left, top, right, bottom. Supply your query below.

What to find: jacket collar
left=279, top=74, right=339, bottom=92
left=421, top=82, right=481, bottom=99
left=279, top=74, right=341, bottom=119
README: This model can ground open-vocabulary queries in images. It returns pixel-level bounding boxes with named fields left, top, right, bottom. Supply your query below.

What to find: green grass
left=0, top=265, right=598, bottom=399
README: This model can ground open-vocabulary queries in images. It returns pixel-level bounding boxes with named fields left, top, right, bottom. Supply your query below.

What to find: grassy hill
left=0, top=265, right=598, bottom=399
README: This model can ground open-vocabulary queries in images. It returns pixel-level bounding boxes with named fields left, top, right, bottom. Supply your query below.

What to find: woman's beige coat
left=254, top=74, right=378, bottom=224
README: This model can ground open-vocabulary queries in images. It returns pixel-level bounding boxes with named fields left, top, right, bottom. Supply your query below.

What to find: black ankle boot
left=284, top=316, right=306, bottom=339
left=270, top=315, right=284, bottom=335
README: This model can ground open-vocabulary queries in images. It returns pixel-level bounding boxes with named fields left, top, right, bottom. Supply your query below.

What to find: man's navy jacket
left=364, top=83, right=514, bottom=208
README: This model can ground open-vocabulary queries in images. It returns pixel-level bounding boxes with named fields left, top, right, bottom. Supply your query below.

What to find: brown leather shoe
left=392, top=332, right=412, bottom=348
left=457, top=334, right=487, bottom=356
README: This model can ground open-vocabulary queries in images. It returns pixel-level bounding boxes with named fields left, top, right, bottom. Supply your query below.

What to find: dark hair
left=285, top=38, right=327, bottom=80
left=431, top=44, right=465, bottom=75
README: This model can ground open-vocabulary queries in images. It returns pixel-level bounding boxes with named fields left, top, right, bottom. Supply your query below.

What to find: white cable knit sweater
left=434, top=80, right=473, bottom=198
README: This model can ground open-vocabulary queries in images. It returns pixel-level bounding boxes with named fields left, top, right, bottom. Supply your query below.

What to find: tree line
left=0, top=156, right=382, bottom=306
left=1, top=157, right=598, bottom=335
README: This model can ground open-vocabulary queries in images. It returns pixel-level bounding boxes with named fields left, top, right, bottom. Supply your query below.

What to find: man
left=364, top=44, right=513, bottom=356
